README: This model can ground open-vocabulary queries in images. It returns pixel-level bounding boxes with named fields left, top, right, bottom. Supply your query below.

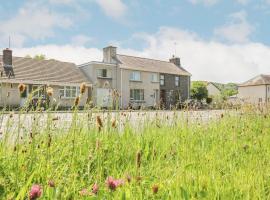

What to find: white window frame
left=160, top=75, right=165, bottom=86
left=59, top=86, right=79, bottom=99
left=130, top=71, right=141, bottom=81
left=175, top=76, right=179, bottom=86
left=130, top=89, right=144, bottom=101
left=97, top=69, right=111, bottom=78
left=32, top=85, right=45, bottom=98
left=151, top=73, right=158, bottom=82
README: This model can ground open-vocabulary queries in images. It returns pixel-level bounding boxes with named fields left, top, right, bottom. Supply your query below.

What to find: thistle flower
left=29, top=184, right=42, bottom=200
left=106, top=176, right=124, bottom=191
left=18, top=83, right=26, bottom=94
left=46, top=87, right=54, bottom=97
left=136, top=150, right=142, bottom=168
left=152, top=185, right=159, bottom=194
left=92, top=183, right=99, bottom=194
left=74, top=96, right=80, bottom=106
left=80, top=82, right=87, bottom=94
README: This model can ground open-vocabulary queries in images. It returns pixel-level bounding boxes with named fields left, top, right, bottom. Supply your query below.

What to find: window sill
left=151, top=81, right=160, bottom=83
left=129, top=80, right=142, bottom=82
left=130, top=100, right=145, bottom=103
left=97, top=77, right=112, bottom=79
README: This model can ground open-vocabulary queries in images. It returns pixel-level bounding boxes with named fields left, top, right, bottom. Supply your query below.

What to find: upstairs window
left=130, top=89, right=144, bottom=101
left=97, top=69, right=111, bottom=78
left=130, top=71, right=141, bottom=81
left=175, top=76, right=179, bottom=86
left=160, top=75, right=165, bottom=86
left=151, top=73, right=158, bottom=82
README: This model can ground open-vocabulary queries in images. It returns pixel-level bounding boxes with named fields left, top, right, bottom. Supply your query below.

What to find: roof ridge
left=117, top=54, right=173, bottom=64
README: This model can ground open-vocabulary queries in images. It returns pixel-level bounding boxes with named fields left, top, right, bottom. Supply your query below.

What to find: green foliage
left=34, top=54, right=46, bottom=60
left=191, top=81, right=208, bottom=100
left=1, top=108, right=270, bottom=199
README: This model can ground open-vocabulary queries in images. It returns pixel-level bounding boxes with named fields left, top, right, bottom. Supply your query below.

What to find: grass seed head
left=74, top=96, right=80, bottom=106
left=46, top=87, right=54, bottom=97
left=18, top=83, right=26, bottom=94
left=96, top=116, right=103, bottom=129
left=136, top=150, right=142, bottom=168
left=111, top=118, right=117, bottom=128
left=152, top=185, right=159, bottom=194
left=48, top=180, right=55, bottom=188
left=80, top=82, right=87, bottom=94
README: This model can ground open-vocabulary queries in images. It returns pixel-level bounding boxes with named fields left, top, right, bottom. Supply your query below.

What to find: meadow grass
left=0, top=107, right=270, bottom=199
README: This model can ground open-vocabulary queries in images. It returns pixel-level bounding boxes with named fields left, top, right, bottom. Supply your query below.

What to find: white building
left=238, top=74, right=270, bottom=105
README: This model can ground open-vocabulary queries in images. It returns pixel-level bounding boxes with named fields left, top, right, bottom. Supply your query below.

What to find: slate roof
left=0, top=55, right=90, bottom=86
left=239, top=74, right=270, bottom=87
left=116, top=54, right=191, bottom=76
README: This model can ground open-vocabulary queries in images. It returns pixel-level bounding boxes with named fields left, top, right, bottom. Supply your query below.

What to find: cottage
left=0, top=48, right=90, bottom=108
left=238, top=74, right=270, bottom=105
left=80, top=46, right=191, bottom=109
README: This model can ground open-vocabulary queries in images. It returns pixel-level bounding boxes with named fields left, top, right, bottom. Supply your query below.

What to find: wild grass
left=0, top=107, right=270, bottom=199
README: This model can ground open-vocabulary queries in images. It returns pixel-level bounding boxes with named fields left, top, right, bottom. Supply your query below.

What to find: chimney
left=103, top=46, right=117, bottom=63
left=3, top=48, right=13, bottom=67
left=169, top=56, right=181, bottom=67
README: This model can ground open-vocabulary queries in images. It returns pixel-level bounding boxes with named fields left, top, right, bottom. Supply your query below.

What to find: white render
left=207, top=83, right=221, bottom=97
left=238, top=85, right=270, bottom=104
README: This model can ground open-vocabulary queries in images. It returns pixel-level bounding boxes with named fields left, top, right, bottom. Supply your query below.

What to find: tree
left=191, top=81, right=208, bottom=101
left=34, top=54, right=46, bottom=60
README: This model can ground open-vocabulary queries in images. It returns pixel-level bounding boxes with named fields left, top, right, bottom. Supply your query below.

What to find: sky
left=1, top=0, right=270, bottom=83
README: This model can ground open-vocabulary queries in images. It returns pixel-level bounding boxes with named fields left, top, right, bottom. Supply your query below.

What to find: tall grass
left=0, top=102, right=270, bottom=199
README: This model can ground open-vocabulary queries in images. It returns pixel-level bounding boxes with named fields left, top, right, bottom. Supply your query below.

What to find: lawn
left=0, top=108, right=270, bottom=199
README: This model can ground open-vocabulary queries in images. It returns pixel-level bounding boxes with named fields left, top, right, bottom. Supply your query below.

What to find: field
left=0, top=107, right=270, bottom=199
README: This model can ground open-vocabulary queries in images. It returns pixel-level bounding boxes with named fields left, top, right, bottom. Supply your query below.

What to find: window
left=151, top=73, right=158, bottom=82
left=160, top=75, right=165, bottom=86
left=175, top=76, right=179, bottom=86
left=59, top=86, right=79, bottom=98
left=130, top=89, right=144, bottom=101
left=32, top=85, right=45, bottom=98
left=97, top=69, right=111, bottom=78
left=130, top=71, right=141, bottom=81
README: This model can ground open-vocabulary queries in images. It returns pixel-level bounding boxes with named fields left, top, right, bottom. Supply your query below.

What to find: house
left=206, top=82, right=222, bottom=97
left=0, top=48, right=90, bottom=108
left=238, top=74, right=270, bottom=105
left=80, top=46, right=191, bottom=109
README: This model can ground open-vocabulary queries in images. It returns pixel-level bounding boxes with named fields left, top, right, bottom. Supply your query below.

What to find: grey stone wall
left=160, top=73, right=190, bottom=108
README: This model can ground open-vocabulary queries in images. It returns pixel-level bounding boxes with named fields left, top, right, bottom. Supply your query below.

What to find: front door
left=160, top=90, right=166, bottom=108
left=20, top=86, right=28, bottom=107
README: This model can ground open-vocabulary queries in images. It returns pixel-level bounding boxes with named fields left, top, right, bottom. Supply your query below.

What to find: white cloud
left=71, top=35, right=93, bottom=46
left=188, top=0, right=220, bottom=6
left=214, top=10, right=253, bottom=43
left=0, top=1, right=73, bottom=47
left=95, top=0, right=127, bottom=19
left=7, top=27, right=270, bottom=84
left=118, top=27, right=270, bottom=83
left=13, top=45, right=102, bottom=65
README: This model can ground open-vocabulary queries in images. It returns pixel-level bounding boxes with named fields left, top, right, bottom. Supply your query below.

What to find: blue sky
left=1, top=0, right=270, bottom=83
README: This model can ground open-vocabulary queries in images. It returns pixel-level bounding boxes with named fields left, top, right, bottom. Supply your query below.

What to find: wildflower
left=18, top=83, right=26, bottom=93
left=106, top=176, right=124, bottom=191
left=29, top=184, right=42, bottom=200
left=48, top=180, right=55, bottom=188
left=74, top=96, right=80, bottom=106
left=92, top=183, right=99, bottom=194
left=136, top=150, right=142, bottom=168
left=80, top=82, right=87, bottom=94
left=46, top=87, right=54, bottom=97
left=152, top=185, right=159, bottom=194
